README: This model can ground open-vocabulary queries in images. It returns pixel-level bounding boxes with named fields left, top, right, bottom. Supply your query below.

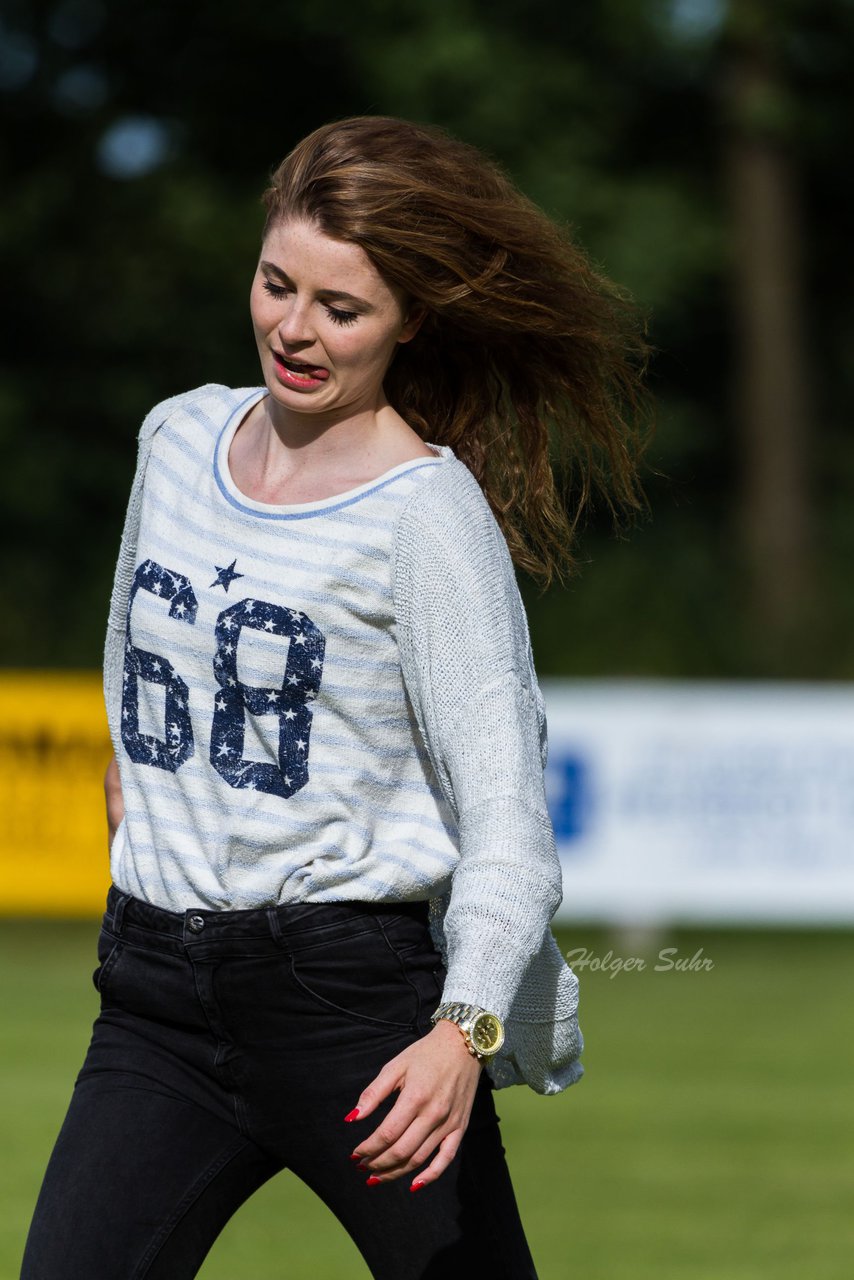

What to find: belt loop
left=112, top=891, right=131, bottom=936
left=266, top=905, right=285, bottom=949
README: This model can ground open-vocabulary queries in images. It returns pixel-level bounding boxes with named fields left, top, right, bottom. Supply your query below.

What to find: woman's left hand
left=345, top=1018, right=484, bottom=1191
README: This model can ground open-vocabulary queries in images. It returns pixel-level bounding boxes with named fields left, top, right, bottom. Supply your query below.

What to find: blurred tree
left=0, top=0, right=362, bottom=663
left=722, top=0, right=815, bottom=669
left=716, top=0, right=854, bottom=675
left=0, top=0, right=852, bottom=677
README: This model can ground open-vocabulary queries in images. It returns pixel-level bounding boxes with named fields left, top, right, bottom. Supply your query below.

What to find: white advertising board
left=542, top=681, right=854, bottom=925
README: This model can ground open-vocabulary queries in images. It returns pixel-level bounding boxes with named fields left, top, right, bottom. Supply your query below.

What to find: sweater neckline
left=213, top=388, right=451, bottom=519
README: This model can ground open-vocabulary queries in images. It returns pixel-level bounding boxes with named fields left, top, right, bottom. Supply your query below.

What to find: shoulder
left=397, top=453, right=506, bottom=552
left=394, top=453, right=513, bottom=578
left=391, top=452, right=521, bottom=625
left=138, top=383, right=262, bottom=443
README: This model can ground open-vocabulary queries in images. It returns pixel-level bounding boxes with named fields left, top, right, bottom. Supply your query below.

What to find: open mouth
left=273, top=351, right=329, bottom=381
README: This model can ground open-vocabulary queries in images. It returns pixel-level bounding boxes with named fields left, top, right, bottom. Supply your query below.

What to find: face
left=250, top=218, right=424, bottom=424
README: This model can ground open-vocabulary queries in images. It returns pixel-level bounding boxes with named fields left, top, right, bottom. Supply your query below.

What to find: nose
left=276, top=299, right=315, bottom=349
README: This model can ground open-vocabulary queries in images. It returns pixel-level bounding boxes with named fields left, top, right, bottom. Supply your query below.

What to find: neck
left=234, top=393, right=405, bottom=493
left=263, top=388, right=392, bottom=457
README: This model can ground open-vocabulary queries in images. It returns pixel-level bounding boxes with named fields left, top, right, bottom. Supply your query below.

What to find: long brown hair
left=262, top=116, right=649, bottom=589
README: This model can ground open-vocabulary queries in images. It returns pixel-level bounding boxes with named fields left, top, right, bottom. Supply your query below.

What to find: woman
left=21, top=116, right=646, bottom=1279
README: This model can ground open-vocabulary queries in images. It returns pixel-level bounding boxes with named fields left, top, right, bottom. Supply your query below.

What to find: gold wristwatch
left=430, top=1002, right=505, bottom=1061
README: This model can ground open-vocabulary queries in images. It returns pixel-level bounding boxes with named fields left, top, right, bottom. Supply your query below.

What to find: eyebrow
left=259, top=261, right=373, bottom=310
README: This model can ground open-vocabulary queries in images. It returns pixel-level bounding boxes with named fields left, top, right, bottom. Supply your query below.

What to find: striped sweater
left=103, top=383, right=583, bottom=1094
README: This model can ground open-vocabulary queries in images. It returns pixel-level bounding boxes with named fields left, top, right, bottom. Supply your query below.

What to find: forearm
left=104, top=754, right=125, bottom=848
left=437, top=804, right=563, bottom=1019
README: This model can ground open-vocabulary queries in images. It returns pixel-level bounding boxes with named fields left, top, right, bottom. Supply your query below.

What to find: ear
left=397, top=303, right=428, bottom=345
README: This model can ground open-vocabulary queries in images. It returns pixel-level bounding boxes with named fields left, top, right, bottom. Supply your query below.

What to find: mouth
left=272, top=351, right=330, bottom=385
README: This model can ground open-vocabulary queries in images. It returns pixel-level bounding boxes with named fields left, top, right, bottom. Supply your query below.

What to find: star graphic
left=210, top=560, right=244, bottom=593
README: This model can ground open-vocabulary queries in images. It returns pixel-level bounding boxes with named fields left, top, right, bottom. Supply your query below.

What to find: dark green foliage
left=1, top=0, right=852, bottom=673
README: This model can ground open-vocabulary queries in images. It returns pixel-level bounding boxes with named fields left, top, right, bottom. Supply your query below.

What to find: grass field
left=2, top=921, right=852, bottom=1279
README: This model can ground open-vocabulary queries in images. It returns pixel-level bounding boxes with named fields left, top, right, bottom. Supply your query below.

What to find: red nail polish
left=365, top=1175, right=382, bottom=1187
left=349, top=1153, right=362, bottom=1161
left=410, top=1179, right=425, bottom=1193
left=344, top=1108, right=360, bottom=1122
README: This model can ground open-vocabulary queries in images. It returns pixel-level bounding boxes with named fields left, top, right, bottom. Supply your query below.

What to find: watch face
left=470, top=1012, right=504, bottom=1055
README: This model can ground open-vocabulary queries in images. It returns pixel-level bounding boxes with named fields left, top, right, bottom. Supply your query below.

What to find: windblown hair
left=262, top=116, right=650, bottom=588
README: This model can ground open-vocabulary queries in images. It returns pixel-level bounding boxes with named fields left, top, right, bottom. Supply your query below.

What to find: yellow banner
left=0, top=672, right=112, bottom=916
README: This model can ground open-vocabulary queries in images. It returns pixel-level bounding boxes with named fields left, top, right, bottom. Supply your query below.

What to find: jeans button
left=188, top=914, right=206, bottom=934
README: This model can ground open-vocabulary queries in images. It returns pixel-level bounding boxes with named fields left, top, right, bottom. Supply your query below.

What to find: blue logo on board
left=546, top=750, right=591, bottom=845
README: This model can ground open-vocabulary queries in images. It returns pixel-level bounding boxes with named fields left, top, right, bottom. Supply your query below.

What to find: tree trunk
left=721, top=19, right=814, bottom=668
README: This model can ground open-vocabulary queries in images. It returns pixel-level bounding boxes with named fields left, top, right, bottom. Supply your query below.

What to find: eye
left=262, top=279, right=288, bottom=300
left=326, top=307, right=359, bottom=327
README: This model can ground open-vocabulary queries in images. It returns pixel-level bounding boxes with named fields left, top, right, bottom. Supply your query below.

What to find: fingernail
left=410, top=1179, right=426, bottom=1193
left=344, top=1108, right=360, bottom=1122
left=349, top=1153, right=362, bottom=1161
left=365, top=1175, right=382, bottom=1187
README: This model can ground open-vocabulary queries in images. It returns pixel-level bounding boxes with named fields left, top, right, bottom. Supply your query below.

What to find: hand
left=345, top=1018, right=484, bottom=1192
left=104, top=755, right=125, bottom=850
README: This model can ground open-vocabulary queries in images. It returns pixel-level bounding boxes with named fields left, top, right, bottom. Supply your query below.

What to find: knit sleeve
left=391, top=463, right=564, bottom=1022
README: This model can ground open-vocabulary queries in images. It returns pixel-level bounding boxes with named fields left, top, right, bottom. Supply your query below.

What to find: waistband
left=104, top=884, right=431, bottom=953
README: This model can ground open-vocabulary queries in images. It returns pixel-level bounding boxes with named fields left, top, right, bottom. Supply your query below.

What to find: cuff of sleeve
left=437, top=861, right=563, bottom=1021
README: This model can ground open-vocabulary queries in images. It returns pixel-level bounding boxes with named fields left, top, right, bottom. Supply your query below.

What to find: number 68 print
left=121, top=559, right=326, bottom=799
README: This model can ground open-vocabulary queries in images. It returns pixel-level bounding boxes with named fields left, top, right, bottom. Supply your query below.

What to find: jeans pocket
left=287, top=923, right=422, bottom=1030
left=376, top=913, right=446, bottom=1027
left=92, top=928, right=124, bottom=995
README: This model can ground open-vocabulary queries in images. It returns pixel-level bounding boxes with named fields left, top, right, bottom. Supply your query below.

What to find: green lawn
left=2, top=922, right=852, bottom=1279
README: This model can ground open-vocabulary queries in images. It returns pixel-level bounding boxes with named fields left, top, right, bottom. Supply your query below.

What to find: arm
left=345, top=464, right=562, bottom=1187
left=392, top=465, right=562, bottom=1018
left=104, top=755, right=125, bottom=849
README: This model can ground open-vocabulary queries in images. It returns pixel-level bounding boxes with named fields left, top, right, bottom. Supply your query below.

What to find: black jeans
left=21, top=886, right=538, bottom=1279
